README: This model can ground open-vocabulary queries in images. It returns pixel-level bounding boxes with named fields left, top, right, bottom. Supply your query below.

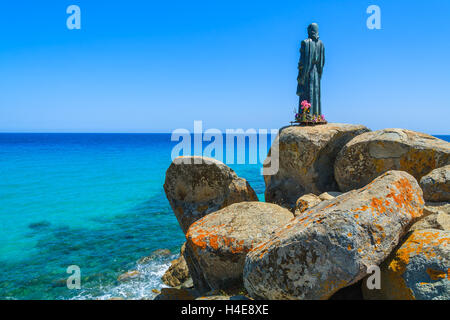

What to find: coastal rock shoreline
left=264, top=123, right=370, bottom=209
left=155, top=124, right=450, bottom=300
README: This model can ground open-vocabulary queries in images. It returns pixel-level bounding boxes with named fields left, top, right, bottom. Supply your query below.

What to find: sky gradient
left=0, top=0, right=449, bottom=134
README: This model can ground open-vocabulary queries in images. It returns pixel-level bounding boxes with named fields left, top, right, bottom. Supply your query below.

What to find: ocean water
left=0, top=133, right=266, bottom=300
left=0, top=133, right=448, bottom=300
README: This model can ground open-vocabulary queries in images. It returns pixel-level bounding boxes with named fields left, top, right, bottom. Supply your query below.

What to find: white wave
left=71, top=254, right=177, bottom=300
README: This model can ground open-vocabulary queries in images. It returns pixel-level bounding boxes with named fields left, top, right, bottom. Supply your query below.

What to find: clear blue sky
left=0, top=0, right=449, bottom=134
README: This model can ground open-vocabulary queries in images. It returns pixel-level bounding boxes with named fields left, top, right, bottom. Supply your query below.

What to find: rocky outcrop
left=420, top=165, right=450, bottom=202
left=243, top=171, right=425, bottom=300
left=117, top=270, right=140, bottom=282
left=164, top=156, right=258, bottom=233
left=335, top=129, right=450, bottom=192
left=319, top=191, right=342, bottom=201
left=294, top=194, right=322, bottom=216
left=410, top=202, right=450, bottom=231
left=161, top=243, right=190, bottom=287
left=362, top=229, right=449, bottom=300
left=137, top=248, right=172, bottom=264
left=264, top=123, right=369, bottom=209
left=185, top=202, right=293, bottom=292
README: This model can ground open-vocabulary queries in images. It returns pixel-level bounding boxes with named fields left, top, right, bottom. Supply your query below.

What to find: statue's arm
left=319, top=42, right=325, bottom=77
left=297, top=41, right=306, bottom=83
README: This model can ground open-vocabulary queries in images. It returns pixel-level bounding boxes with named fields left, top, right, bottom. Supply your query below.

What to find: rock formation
left=362, top=229, right=449, bottom=300
left=244, top=171, right=424, bottom=300
left=264, top=123, right=370, bottom=209
left=319, top=191, right=342, bottom=201
left=184, top=202, right=293, bottom=292
left=420, top=165, right=450, bottom=202
left=335, top=129, right=450, bottom=192
left=161, top=243, right=190, bottom=287
left=164, top=156, right=258, bottom=233
left=294, top=193, right=322, bottom=216
left=410, top=202, right=450, bottom=231
left=157, top=123, right=450, bottom=301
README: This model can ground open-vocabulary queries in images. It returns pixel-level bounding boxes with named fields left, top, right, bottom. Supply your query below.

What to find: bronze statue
left=297, top=23, right=325, bottom=118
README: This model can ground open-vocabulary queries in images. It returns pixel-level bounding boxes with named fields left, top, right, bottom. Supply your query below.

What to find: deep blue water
left=0, top=133, right=448, bottom=300
left=0, top=133, right=266, bottom=299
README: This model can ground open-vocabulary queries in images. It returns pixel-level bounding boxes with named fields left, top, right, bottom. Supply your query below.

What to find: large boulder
left=410, top=202, right=450, bottom=231
left=362, top=229, right=449, bottom=300
left=319, top=191, right=342, bottom=201
left=161, top=243, right=190, bottom=287
left=335, top=129, right=450, bottom=192
left=164, top=156, right=258, bottom=233
left=264, top=123, right=370, bottom=209
left=294, top=194, right=322, bottom=216
left=184, top=202, right=293, bottom=292
left=244, top=170, right=425, bottom=300
left=420, top=165, right=450, bottom=202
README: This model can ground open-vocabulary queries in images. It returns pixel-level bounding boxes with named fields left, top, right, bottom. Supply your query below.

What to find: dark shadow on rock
left=329, top=280, right=364, bottom=300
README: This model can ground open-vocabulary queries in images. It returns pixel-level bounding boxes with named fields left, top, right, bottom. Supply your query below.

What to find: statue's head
left=307, top=23, right=319, bottom=40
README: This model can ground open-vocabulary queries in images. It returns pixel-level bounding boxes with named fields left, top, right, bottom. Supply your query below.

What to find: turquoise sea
left=0, top=133, right=448, bottom=300
left=0, top=133, right=266, bottom=299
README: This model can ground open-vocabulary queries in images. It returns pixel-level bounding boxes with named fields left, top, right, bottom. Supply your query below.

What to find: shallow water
left=0, top=133, right=266, bottom=299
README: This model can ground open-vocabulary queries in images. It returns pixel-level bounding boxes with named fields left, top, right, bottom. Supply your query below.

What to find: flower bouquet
left=292, top=100, right=327, bottom=126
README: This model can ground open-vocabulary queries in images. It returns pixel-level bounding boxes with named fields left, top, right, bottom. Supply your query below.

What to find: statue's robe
left=297, top=38, right=325, bottom=116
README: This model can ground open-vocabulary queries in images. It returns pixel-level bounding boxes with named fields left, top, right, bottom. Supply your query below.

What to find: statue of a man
left=297, top=23, right=325, bottom=117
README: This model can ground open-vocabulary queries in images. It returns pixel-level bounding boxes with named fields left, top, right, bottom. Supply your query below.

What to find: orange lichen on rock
left=373, top=158, right=387, bottom=173
left=382, top=249, right=415, bottom=300
left=399, top=149, right=437, bottom=180
left=188, top=232, right=209, bottom=250
left=352, top=205, right=369, bottom=212
left=188, top=224, right=250, bottom=255
left=318, top=279, right=348, bottom=299
left=208, top=235, right=220, bottom=250
left=386, top=177, right=424, bottom=219
left=370, top=197, right=386, bottom=215
left=392, top=230, right=447, bottom=267
left=383, top=230, right=449, bottom=299
left=426, top=268, right=448, bottom=281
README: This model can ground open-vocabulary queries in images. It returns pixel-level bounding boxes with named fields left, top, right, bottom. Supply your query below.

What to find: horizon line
left=0, top=131, right=449, bottom=136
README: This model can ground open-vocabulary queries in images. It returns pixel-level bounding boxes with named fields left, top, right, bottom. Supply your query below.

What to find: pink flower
left=300, top=100, right=311, bottom=110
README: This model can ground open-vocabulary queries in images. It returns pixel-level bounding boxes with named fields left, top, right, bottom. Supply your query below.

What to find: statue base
left=290, top=120, right=328, bottom=126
